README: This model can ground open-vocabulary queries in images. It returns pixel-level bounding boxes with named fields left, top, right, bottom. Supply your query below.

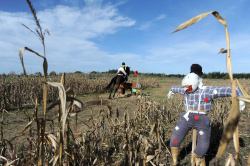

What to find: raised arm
left=170, top=86, right=185, bottom=95
left=210, top=86, right=243, bottom=99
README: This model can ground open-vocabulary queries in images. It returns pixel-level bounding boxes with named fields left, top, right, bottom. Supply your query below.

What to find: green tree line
left=1, top=71, right=250, bottom=79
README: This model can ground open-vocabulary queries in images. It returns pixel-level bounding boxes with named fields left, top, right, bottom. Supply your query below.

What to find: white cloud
left=38, top=4, right=135, bottom=38
left=0, top=1, right=136, bottom=74
left=138, top=14, right=166, bottom=30
left=156, top=14, right=166, bottom=20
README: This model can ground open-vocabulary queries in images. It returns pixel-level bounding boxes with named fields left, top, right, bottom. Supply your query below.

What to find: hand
left=239, top=100, right=245, bottom=111
left=168, top=91, right=174, bottom=99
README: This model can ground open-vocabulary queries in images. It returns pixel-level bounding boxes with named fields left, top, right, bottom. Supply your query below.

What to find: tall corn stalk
left=19, top=0, right=50, bottom=165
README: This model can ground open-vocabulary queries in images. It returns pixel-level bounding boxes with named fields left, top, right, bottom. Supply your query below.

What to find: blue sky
left=0, top=0, right=249, bottom=75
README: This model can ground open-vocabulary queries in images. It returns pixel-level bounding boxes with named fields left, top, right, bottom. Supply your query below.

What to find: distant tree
left=8, top=71, right=16, bottom=75
left=35, top=72, right=42, bottom=77
left=90, top=71, right=98, bottom=74
left=223, top=74, right=229, bottom=80
left=107, top=69, right=117, bottom=74
left=49, top=71, right=57, bottom=77
left=75, top=71, right=82, bottom=74
left=207, top=74, right=212, bottom=79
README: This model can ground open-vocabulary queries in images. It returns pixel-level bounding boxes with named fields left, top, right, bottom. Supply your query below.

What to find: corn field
left=0, top=77, right=249, bottom=165
left=0, top=74, right=159, bottom=110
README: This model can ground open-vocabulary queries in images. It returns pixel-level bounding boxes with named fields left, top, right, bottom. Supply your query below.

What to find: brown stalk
left=66, top=86, right=74, bottom=160
left=75, top=111, right=78, bottom=138
left=1, top=109, right=4, bottom=142
left=143, top=148, right=147, bottom=166
left=156, top=121, right=161, bottom=165
left=21, top=1, right=50, bottom=165
left=216, top=79, right=240, bottom=165
left=91, top=109, right=94, bottom=129
left=59, top=73, right=65, bottom=166
left=35, top=97, right=40, bottom=161
left=140, top=99, right=142, bottom=127
left=39, top=68, right=47, bottom=166
left=124, top=111, right=128, bottom=165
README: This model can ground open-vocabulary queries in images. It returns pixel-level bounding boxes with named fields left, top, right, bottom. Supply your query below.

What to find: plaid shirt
left=170, top=86, right=243, bottom=112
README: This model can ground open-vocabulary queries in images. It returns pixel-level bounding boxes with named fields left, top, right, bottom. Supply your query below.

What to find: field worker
left=117, top=62, right=128, bottom=82
left=167, top=64, right=245, bottom=166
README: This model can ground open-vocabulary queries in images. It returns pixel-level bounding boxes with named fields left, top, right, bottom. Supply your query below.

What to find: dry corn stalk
left=18, top=0, right=51, bottom=165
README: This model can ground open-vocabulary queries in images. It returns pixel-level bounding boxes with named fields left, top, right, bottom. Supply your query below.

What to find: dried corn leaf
left=171, top=11, right=233, bottom=82
left=5, top=158, right=19, bottom=166
left=44, top=133, right=58, bottom=149
left=73, top=99, right=83, bottom=108
left=146, top=155, right=155, bottom=163
left=45, top=133, right=60, bottom=166
left=19, top=47, right=27, bottom=76
left=19, top=47, right=44, bottom=76
left=47, top=82, right=67, bottom=137
left=172, top=11, right=226, bottom=34
left=216, top=86, right=240, bottom=163
left=218, top=48, right=227, bottom=54
left=67, top=97, right=83, bottom=109
left=225, top=156, right=230, bottom=166
left=44, top=29, right=51, bottom=36
left=0, top=155, right=8, bottom=162
left=212, top=11, right=227, bottom=26
left=149, top=161, right=157, bottom=166
left=236, top=79, right=249, bottom=97
left=123, top=144, right=127, bottom=149
left=149, top=123, right=156, bottom=135
left=236, top=96, right=250, bottom=103
left=69, top=113, right=77, bottom=117
left=52, top=150, right=60, bottom=166
left=93, top=157, right=98, bottom=165
left=47, top=97, right=83, bottom=112
left=47, top=100, right=60, bottom=111
left=225, top=153, right=235, bottom=166
left=60, top=73, right=65, bottom=85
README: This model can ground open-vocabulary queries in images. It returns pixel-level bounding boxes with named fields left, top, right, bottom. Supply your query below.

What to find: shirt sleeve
left=210, top=86, right=243, bottom=99
left=170, top=86, right=185, bottom=95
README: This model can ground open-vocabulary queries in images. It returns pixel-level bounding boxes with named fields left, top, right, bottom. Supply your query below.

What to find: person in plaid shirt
left=167, top=64, right=245, bottom=166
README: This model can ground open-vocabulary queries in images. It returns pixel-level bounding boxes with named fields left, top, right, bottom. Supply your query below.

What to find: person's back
left=117, top=62, right=128, bottom=82
left=117, top=62, right=127, bottom=76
